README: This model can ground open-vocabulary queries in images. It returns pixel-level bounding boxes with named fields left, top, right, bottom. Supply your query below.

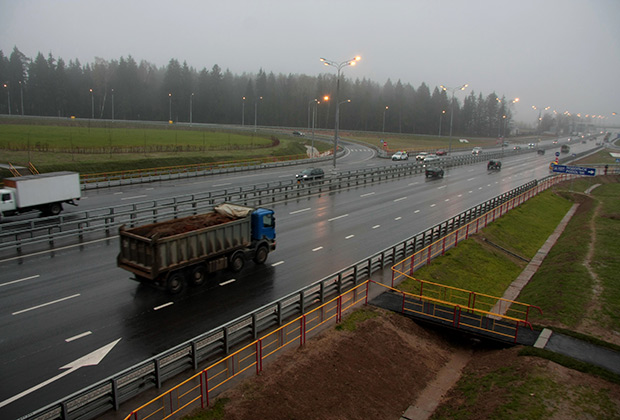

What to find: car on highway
left=292, top=131, right=305, bottom=137
left=537, top=149, right=545, bottom=155
left=471, top=147, right=482, bottom=155
left=425, top=167, right=444, bottom=178
left=528, top=143, right=536, bottom=149
left=391, top=151, right=409, bottom=161
left=487, top=160, right=501, bottom=170
left=423, top=154, right=440, bottom=165
left=435, top=149, right=447, bottom=156
left=553, top=140, right=558, bottom=144
left=459, top=138, right=469, bottom=143
left=513, top=145, right=521, bottom=150
left=296, top=167, right=324, bottom=182
left=415, top=152, right=429, bottom=161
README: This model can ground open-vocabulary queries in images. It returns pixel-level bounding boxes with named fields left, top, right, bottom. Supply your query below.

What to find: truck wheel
left=253, top=245, right=269, bottom=265
left=48, top=203, right=63, bottom=216
left=190, top=265, right=206, bottom=286
left=230, top=252, right=245, bottom=272
left=167, top=273, right=185, bottom=294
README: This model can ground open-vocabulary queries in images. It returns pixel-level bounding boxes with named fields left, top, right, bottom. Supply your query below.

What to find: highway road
left=0, top=136, right=599, bottom=419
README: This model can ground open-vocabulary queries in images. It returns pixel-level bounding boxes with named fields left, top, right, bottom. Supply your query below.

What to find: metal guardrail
left=20, top=172, right=570, bottom=420
left=0, top=150, right=508, bottom=255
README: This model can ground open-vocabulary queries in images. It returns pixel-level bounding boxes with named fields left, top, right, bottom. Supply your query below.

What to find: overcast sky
left=1, top=0, right=619, bottom=125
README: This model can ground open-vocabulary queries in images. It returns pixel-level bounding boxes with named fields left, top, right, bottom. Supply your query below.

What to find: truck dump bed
left=3, top=171, right=81, bottom=208
left=118, top=204, right=254, bottom=280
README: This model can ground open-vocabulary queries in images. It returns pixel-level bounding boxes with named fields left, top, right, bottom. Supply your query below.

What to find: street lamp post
left=383, top=106, right=389, bottom=133
left=90, top=88, right=94, bottom=119
left=439, top=110, right=446, bottom=137
left=111, top=89, right=115, bottom=121
left=168, top=93, right=172, bottom=122
left=532, top=105, right=550, bottom=133
left=19, top=81, right=24, bottom=116
left=254, top=96, right=263, bottom=133
left=320, top=55, right=361, bottom=168
left=190, top=93, right=194, bottom=126
left=310, top=95, right=329, bottom=158
left=3, top=83, right=10, bottom=115
left=242, top=97, right=246, bottom=126
left=440, top=84, right=468, bottom=154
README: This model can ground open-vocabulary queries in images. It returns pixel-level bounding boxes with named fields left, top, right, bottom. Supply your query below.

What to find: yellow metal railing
left=123, top=281, right=369, bottom=420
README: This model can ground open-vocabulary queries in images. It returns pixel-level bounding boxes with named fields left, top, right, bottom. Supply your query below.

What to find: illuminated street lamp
left=3, top=83, right=10, bottom=115
left=90, top=88, right=94, bottom=119
left=168, top=93, right=172, bottom=122
left=242, top=97, right=246, bottom=126
left=532, top=105, right=550, bottom=133
left=440, top=83, right=469, bottom=153
left=439, top=110, right=446, bottom=137
left=310, top=96, right=329, bottom=157
left=319, top=55, right=361, bottom=168
left=383, top=106, right=389, bottom=133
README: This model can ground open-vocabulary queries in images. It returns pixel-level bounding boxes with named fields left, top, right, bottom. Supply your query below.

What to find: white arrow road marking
left=0, top=338, right=121, bottom=409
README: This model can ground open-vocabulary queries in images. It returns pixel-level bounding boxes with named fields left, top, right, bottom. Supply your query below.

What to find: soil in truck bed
left=130, top=213, right=235, bottom=239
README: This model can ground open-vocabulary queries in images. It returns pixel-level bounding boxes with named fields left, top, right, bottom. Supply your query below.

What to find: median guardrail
left=20, top=172, right=570, bottom=420
left=0, top=150, right=510, bottom=255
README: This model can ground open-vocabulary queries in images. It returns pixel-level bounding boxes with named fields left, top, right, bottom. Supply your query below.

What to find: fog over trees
left=1, top=46, right=563, bottom=136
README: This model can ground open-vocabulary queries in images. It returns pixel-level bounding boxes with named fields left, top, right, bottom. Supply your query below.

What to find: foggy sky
left=1, top=0, right=619, bottom=125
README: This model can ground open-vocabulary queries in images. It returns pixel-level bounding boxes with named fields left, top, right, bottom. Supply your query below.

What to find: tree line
left=1, top=46, right=542, bottom=137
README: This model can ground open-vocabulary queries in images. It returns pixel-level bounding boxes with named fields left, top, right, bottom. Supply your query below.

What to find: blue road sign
left=552, top=165, right=596, bottom=176
left=555, top=152, right=560, bottom=157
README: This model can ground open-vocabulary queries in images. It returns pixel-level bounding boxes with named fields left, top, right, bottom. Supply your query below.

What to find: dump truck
left=117, top=203, right=276, bottom=293
left=0, top=171, right=81, bottom=221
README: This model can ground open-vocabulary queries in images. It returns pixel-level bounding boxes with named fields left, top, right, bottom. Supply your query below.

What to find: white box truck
left=0, top=171, right=81, bottom=221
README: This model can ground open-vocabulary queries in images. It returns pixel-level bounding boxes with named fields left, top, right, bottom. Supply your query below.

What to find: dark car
left=487, top=160, right=501, bottom=170
left=537, top=149, right=545, bottom=155
left=425, top=167, right=444, bottom=178
left=296, top=167, right=324, bottom=182
left=435, top=149, right=447, bottom=156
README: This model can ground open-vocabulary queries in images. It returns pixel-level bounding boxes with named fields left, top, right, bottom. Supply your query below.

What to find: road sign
left=552, top=165, right=596, bottom=176
left=555, top=152, right=560, bottom=157
left=616, top=158, right=620, bottom=163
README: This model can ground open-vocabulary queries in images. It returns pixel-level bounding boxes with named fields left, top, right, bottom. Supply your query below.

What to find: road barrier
left=0, top=150, right=515, bottom=255
left=20, top=171, right=571, bottom=420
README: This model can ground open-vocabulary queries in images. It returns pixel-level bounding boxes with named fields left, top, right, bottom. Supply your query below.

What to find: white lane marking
left=219, top=279, right=236, bottom=286
left=469, top=191, right=473, bottom=193
left=312, top=247, right=323, bottom=252
left=430, top=204, right=437, bottom=207
left=394, top=197, right=407, bottom=202
left=360, top=192, right=375, bottom=197
left=290, top=208, right=311, bottom=214
left=457, top=194, right=463, bottom=197
left=154, top=302, right=174, bottom=310
left=0, top=236, right=119, bottom=264
left=271, top=261, right=285, bottom=267
left=121, top=195, right=147, bottom=201
left=213, top=183, right=232, bottom=187
left=414, top=210, right=420, bottom=213
left=372, top=225, right=380, bottom=229
left=328, top=214, right=349, bottom=222
left=114, top=192, right=123, bottom=195
left=65, top=331, right=92, bottom=342
left=408, top=182, right=419, bottom=186
left=395, top=217, right=402, bottom=220
left=445, top=199, right=450, bottom=202
left=467, top=178, right=475, bottom=181
left=0, top=275, right=40, bottom=288
left=478, top=187, right=483, bottom=190
left=145, top=187, right=154, bottom=191
left=437, top=186, right=447, bottom=189
left=12, top=294, right=81, bottom=316
left=345, top=235, right=355, bottom=239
